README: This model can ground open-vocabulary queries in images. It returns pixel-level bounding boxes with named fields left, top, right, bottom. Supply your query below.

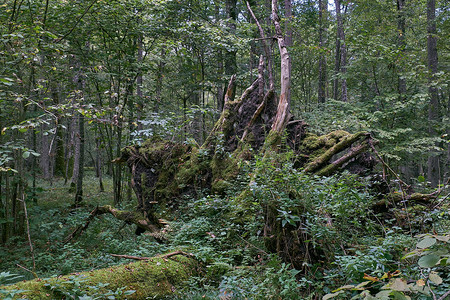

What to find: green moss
left=206, top=262, right=232, bottom=283
left=211, top=179, right=231, bottom=194
left=302, top=134, right=324, bottom=150
left=1, top=254, right=200, bottom=299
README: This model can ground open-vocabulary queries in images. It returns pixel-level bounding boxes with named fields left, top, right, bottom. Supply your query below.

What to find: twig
left=55, top=0, right=98, bottom=43
left=16, top=264, right=37, bottom=279
left=111, top=254, right=151, bottom=261
left=237, top=234, right=268, bottom=256
left=368, top=139, right=413, bottom=234
left=20, top=197, right=37, bottom=277
left=159, top=250, right=194, bottom=260
left=437, top=290, right=450, bottom=300
left=246, top=1, right=274, bottom=89
left=433, top=192, right=450, bottom=209
left=111, top=251, right=194, bottom=261
left=64, top=206, right=99, bottom=244
left=368, top=140, right=409, bottom=190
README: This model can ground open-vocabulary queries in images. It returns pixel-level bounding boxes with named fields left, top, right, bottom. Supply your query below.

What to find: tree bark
left=75, top=110, right=85, bottom=206
left=284, top=0, right=292, bottom=47
left=426, top=0, right=440, bottom=187
left=51, top=82, right=66, bottom=178
left=318, top=0, right=328, bottom=103
left=269, top=0, right=291, bottom=136
left=225, top=0, right=237, bottom=77
left=397, top=0, right=407, bottom=98
left=333, top=0, right=347, bottom=102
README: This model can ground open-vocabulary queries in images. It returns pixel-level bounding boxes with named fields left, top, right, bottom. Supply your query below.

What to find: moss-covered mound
left=1, top=253, right=200, bottom=299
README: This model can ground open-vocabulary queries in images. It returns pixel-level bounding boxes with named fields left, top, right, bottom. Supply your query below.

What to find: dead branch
left=111, top=251, right=194, bottom=262
left=159, top=250, right=194, bottom=260
left=246, top=1, right=274, bottom=89
left=373, top=191, right=440, bottom=208
left=111, top=254, right=151, bottom=260
left=64, top=205, right=164, bottom=244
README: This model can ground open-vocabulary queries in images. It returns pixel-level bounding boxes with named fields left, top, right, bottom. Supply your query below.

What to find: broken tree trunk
left=0, top=252, right=200, bottom=299
left=263, top=0, right=292, bottom=151
left=110, top=1, right=378, bottom=271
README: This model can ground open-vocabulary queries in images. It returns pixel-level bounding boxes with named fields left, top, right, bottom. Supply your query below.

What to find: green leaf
left=402, top=251, right=419, bottom=259
left=322, top=291, right=343, bottom=300
left=417, top=175, right=425, bottom=182
left=416, top=237, right=436, bottom=249
left=386, top=278, right=408, bottom=291
left=418, top=254, right=440, bottom=268
left=428, top=273, right=442, bottom=285
left=124, top=290, right=136, bottom=295
left=22, top=151, right=30, bottom=159
left=434, top=235, right=449, bottom=242
left=391, top=291, right=410, bottom=300
left=375, top=290, right=391, bottom=300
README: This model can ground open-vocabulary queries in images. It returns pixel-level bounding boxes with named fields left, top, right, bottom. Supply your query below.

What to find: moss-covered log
left=303, top=131, right=369, bottom=173
left=0, top=252, right=200, bottom=299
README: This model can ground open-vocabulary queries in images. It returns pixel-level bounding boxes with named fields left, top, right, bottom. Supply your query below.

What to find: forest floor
left=0, top=168, right=449, bottom=299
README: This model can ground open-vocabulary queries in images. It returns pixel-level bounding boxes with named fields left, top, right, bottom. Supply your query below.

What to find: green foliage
left=324, top=233, right=450, bottom=299
left=43, top=274, right=135, bottom=300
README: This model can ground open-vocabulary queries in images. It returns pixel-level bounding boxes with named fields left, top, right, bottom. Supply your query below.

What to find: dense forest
left=0, top=0, right=449, bottom=299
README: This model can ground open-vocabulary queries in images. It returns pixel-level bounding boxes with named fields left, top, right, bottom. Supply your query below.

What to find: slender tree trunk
left=96, top=134, right=104, bottom=192
left=51, top=82, right=66, bottom=178
left=136, top=31, right=144, bottom=131
left=154, top=47, right=165, bottom=113
left=225, top=0, right=237, bottom=76
left=426, top=0, right=440, bottom=187
left=284, top=0, right=292, bottom=47
left=397, top=0, right=407, bottom=99
left=334, top=0, right=347, bottom=102
left=217, top=49, right=225, bottom=112
left=75, top=85, right=85, bottom=206
left=333, top=0, right=347, bottom=101
left=70, top=115, right=80, bottom=192
left=318, top=0, right=328, bottom=103
left=40, top=122, right=51, bottom=179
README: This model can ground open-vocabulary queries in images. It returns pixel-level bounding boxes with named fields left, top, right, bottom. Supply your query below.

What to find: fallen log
left=0, top=252, right=200, bottom=299
left=64, top=205, right=165, bottom=244
left=374, top=191, right=440, bottom=208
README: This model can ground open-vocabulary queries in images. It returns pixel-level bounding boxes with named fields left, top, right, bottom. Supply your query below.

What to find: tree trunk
left=154, top=47, right=165, bottom=113
left=51, top=82, right=66, bottom=178
left=284, top=0, right=292, bottom=47
left=333, top=0, right=347, bottom=102
left=70, top=115, right=80, bottom=192
left=426, top=0, right=440, bottom=187
left=225, top=0, right=237, bottom=77
left=268, top=0, right=291, bottom=138
left=75, top=111, right=85, bottom=206
left=397, top=0, right=407, bottom=98
left=318, top=0, right=328, bottom=103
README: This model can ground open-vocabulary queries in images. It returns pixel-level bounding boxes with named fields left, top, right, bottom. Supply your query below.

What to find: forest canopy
left=0, top=0, right=449, bottom=299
